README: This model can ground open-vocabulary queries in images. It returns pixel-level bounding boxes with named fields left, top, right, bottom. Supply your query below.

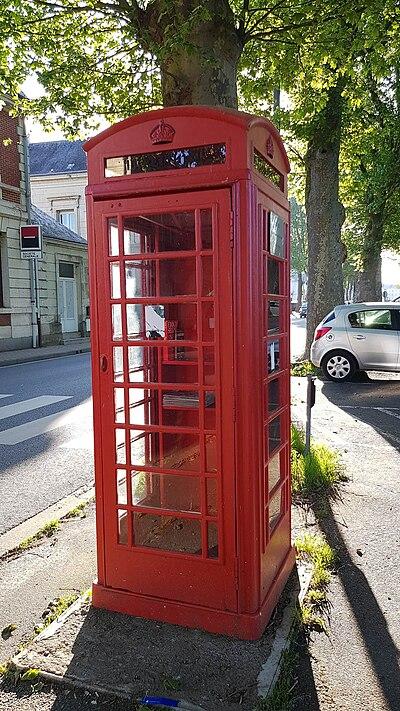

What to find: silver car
left=310, top=303, right=400, bottom=382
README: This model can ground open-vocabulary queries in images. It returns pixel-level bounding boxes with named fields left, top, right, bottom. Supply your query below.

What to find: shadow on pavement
left=312, top=496, right=400, bottom=710
left=321, top=373, right=400, bottom=454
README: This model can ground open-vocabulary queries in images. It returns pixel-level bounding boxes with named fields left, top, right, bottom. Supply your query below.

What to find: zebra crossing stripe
left=0, top=396, right=71, bottom=422
left=0, top=398, right=91, bottom=446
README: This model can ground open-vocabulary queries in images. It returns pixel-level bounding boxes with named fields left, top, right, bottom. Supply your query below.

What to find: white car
left=310, top=302, right=400, bottom=382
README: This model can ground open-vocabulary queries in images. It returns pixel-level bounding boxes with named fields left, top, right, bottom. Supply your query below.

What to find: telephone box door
left=92, top=189, right=237, bottom=612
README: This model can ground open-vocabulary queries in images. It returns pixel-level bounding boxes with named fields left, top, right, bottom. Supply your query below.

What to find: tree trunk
left=305, top=82, right=346, bottom=356
left=297, top=271, right=303, bottom=310
left=143, top=0, right=242, bottom=108
left=354, top=212, right=383, bottom=302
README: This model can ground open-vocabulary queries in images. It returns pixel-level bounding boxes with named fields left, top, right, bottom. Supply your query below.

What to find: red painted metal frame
left=85, top=106, right=294, bottom=640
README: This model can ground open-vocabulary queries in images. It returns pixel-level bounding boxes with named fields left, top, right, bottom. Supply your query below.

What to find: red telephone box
left=84, top=106, right=294, bottom=640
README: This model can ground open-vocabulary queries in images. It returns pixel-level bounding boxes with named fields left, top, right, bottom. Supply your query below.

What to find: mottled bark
left=305, top=83, right=345, bottom=356
left=354, top=212, right=383, bottom=302
left=142, top=0, right=242, bottom=108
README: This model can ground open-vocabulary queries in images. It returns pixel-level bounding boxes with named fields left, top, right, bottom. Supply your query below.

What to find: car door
left=346, top=308, right=400, bottom=370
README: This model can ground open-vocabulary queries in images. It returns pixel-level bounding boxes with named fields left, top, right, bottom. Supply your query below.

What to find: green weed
left=255, top=647, right=297, bottom=710
left=291, top=425, right=343, bottom=498
left=295, top=533, right=336, bottom=632
left=34, top=593, right=79, bottom=635
left=16, top=519, right=61, bottom=552
left=290, top=360, right=318, bottom=377
left=63, top=501, right=88, bottom=519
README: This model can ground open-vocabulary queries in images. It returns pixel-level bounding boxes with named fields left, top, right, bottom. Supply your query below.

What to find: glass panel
left=112, top=304, right=122, bottom=341
left=254, top=151, right=283, bottom=190
left=117, top=509, right=128, bottom=544
left=268, top=416, right=282, bottom=455
left=201, top=209, right=212, bottom=249
left=266, top=300, right=281, bottom=334
left=267, top=340, right=281, bottom=374
left=267, top=378, right=280, bottom=413
left=266, top=259, right=280, bottom=295
left=269, top=488, right=282, bottom=533
left=108, top=217, right=119, bottom=256
left=125, top=261, right=156, bottom=298
left=163, top=433, right=201, bottom=471
left=127, top=346, right=199, bottom=384
left=126, top=303, right=197, bottom=341
left=117, top=470, right=128, bottom=505
left=162, top=390, right=199, bottom=428
left=269, top=213, right=285, bottom=257
left=203, top=347, right=215, bottom=386
left=202, top=302, right=215, bottom=342
left=131, top=472, right=200, bottom=513
left=130, top=430, right=160, bottom=467
left=113, top=347, right=124, bottom=382
left=124, top=213, right=195, bottom=254
left=206, top=478, right=217, bottom=516
left=129, top=388, right=158, bottom=426
left=348, top=309, right=393, bottom=330
left=124, top=258, right=197, bottom=298
left=204, top=391, right=216, bottom=429
left=202, top=256, right=214, bottom=297
left=115, top=428, right=126, bottom=463
left=59, top=262, right=74, bottom=278
left=110, top=263, right=121, bottom=299
left=124, top=219, right=154, bottom=255
left=114, top=387, right=125, bottom=423
left=205, top=434, right=217, bottom=472
left=207, top=522, right=219, bottom=559
left=268, top=452, right=281, bottom=493
left=128, top=345, right=146, bottom=381
left=106, top=144, right=226, bottom=177
left=132, top=513, right=201, bottom=554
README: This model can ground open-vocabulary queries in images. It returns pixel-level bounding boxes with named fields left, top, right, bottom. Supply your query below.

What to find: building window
left=59, top=262, right=75, bottom=278
left=56, top=209, right=76, bottom=232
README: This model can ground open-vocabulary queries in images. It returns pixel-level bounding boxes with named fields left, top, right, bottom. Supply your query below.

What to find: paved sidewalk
left=0, top=339, right=90, bottom=367
left=292, top=375, right=400, bottom=710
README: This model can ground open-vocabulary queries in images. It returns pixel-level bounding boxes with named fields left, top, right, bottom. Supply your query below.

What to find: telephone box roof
left=83, top=105, right=290, bottom=173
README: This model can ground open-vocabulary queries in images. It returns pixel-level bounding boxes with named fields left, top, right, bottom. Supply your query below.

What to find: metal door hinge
left=229, top=211, right=234, bottom=248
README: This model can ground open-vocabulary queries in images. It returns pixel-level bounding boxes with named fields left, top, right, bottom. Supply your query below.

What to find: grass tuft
left=291, top=425, right=343, bottom=499
left=63, top=501, right=88, bottom=519
left=34, top=593, right=79, bottom=635
left=295, top=533, right=336, bottom=632
left=255, top=647, right=297, bottom=710
left=16, top=519, right=61, bottom=553
left=290, top=360, right=318, bottom=377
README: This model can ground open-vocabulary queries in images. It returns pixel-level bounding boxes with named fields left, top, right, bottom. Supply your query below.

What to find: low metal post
left=305, top=374, right=316, bottom=454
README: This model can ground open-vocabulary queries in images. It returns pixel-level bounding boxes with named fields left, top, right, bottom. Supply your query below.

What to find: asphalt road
left=0, top=353, right=93, bottom=534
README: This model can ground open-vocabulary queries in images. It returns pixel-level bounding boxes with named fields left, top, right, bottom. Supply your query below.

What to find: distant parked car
left=310, top=302, right=400, bottom=382
left=300, top=302, right=307, bottom=318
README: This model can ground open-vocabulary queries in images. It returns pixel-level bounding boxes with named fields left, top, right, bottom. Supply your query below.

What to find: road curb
left=0, top=485, right=94, bottom=559
left=0, top=344, right=91, bottom=368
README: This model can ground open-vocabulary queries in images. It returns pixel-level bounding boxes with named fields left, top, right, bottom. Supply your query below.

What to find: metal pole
left=22, top=121, right=40, bottom=348
left=305, top=374, right=316, bottom=455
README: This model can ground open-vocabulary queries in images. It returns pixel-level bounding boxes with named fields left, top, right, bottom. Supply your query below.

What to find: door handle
left=354, top=334, right=366, bottom=340
left=100, top=355, right=108, bottom=372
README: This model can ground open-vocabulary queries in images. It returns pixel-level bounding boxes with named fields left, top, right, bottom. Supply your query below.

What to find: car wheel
left=321, top=350, right=357, bottom=382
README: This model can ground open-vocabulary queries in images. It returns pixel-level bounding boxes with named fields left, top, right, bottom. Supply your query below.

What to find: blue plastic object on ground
left=139, top=695, right=207, bottom=710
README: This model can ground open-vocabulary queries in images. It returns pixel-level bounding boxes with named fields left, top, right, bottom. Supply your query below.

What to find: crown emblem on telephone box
left=150, top=119, right=176, bottom=145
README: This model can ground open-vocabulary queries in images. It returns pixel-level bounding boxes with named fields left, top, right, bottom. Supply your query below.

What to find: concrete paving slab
left=12, top=568, right=308, bottom=711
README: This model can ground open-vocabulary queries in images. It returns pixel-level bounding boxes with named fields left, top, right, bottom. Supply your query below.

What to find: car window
left=348, top=309, right=394, bottom=330
left=323, top=310, right=335, bottom=324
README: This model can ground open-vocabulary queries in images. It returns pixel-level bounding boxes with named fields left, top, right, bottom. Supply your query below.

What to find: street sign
left=20, top=225, right=42, bottom=260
